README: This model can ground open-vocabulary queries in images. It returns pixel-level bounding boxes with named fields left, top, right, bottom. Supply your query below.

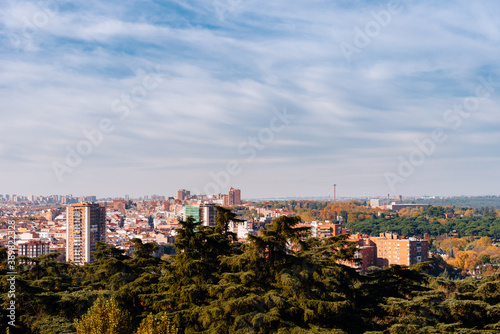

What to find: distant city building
left=113, top=199, right=127, bottom=215
left=177, top=189, right=190, bottom=201
left=387, top=204, right=430, bottom=212
left=184, top=205, right=200, bottom=222
left=370, top=232, right=429, bottom=267
left=200, top=203, right=217, bottom=227
left=18, top=240, right=50, bottom=258
left=370, top=199, right=380, bottom=207
left=183, top=204, right=217, bottom=227
left=340, top=233, right=429, bottom=274
left=66, top=202, right=106, bottom=265
left=228, top=187, right=241, bottom=206
left=310, top=221, right=342, bottom=239
left=344, top=234, right=376, bottom=275
left=222, top=195, right=229, bottom=207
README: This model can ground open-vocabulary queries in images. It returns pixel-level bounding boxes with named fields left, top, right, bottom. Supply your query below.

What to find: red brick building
left=18, top=240, right=50, bottom=258
left=345, top=233, right=429, bottom=274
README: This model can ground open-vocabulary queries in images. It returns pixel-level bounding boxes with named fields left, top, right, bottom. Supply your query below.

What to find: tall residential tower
left=228, top=187, right=241, bottom=206
left=66, top=202, right=106, bottom=265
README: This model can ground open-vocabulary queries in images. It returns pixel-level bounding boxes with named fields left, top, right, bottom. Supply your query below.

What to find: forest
left=3, top=206, right=500, bottom=333
left=257, top=200, right=500, bottom=239
left=414, top=196, right=500, bottom=209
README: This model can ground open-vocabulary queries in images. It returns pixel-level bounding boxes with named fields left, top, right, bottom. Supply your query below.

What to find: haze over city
left=1, top=0, right=500, bottom=198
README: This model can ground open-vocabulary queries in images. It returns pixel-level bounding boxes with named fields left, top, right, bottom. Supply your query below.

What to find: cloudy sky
left=1, top=0, right=499, bottom=199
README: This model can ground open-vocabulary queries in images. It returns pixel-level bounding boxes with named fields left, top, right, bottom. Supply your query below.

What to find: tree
left=93, top=242, right=128, bottom=260
left=74, top=295, right=132, bottom=334
left=215, top=206, right=244, bottom=240
left=246, top=215, right=309, bottom=274
left=476, top=236, right=492, bottom=247
left=135, top=313, right=178, bottom=334
left=130, top=238, right=159, bottom=258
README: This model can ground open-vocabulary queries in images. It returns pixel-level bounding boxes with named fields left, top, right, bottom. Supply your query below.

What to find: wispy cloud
left=0, top=0, right=499, bottom=197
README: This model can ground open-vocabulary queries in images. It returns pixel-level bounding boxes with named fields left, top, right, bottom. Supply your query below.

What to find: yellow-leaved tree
left=74, top=295, right=132, bottom=334
left=135, top=313, right=178, bottom=334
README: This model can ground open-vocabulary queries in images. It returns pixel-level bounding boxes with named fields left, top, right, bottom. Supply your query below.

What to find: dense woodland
left=3, top=206, right=500, bottom=333
left=414, top=196, right=500, bottom=209
left=257, top=200, right=500, bottom=238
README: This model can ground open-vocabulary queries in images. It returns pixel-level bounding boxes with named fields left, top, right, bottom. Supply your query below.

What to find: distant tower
left=228, top=187, right=241, bottom=206
left=399, top=195, right=403, bottom=204
left=334, top=184, right=337, bottom=202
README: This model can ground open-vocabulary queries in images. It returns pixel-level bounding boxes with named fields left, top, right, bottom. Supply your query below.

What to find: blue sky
left=1, top=0, right=499, bottom=199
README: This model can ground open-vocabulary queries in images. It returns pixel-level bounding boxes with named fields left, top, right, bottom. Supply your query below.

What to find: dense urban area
left=2, top=191, right=500, bottom=333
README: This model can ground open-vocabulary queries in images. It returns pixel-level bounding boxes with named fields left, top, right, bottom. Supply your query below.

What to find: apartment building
left=200, top=203, right=217, bottom=227
left=184, top=204, right=217, bottom=227
left=370, top=232, right=429, bottom=267
left=66, top=202, right=106, bottom=265
left=18, top=239, right=50, bottom=258
left=228, top=187, right=241, bottom=206
left=343, top=233, right=429, bottom=274
left=348, top=234, right=376, bottom=274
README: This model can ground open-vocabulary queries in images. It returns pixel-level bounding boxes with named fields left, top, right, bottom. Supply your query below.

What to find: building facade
left=66, top=202, right=106, bottom=265
left=176, top=189, right=190, bottom=201
left=113, top=199, right=127, bottom=215
left=184, top=205, right=200, bottom=222
left=18, top=240, right=50, bottom=258
left=344, top=233, right=429, bottom=274
left=370, top=232, right=429, bottom=267
left=200, top=203, right=217, bottom=227
left=228, top=187, right=241, bottom=206
left=184, top=204, right=217, bottom=227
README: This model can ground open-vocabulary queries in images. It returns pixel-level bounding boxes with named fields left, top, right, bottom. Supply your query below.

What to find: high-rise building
left=177, top=189, right=190, bottom=201
left=66, top=202, right=106, bottom=265
left=183, top=204, right=217, bottom=227
left=200, top=203, right=217, bottom=227
left=228, top=187, right=241, bottom=206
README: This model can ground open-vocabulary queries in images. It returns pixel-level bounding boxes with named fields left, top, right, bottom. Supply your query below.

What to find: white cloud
left=0, top=0, right=499, bottom=197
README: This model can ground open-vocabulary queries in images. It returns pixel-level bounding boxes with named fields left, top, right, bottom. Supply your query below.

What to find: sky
left=1, top=0, right=499, bottom=199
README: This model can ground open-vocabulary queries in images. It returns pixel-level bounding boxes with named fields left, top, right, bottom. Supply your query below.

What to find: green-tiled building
left=185, top=205, right=200, bottom=222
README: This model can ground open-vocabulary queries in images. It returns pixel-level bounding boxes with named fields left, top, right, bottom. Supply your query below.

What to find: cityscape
left=3, top=189, right=500, bottom=332
left=2, top=0, right=500, bottom=332
left=1, top=188, right=433, bottom=272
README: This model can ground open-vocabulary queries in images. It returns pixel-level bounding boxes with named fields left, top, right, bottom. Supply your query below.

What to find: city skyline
left=1, top=1, right=500, bottom=198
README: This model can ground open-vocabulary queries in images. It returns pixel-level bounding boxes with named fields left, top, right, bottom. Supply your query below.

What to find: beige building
left=370, top=232, right=428, bottom=267
left=200, top=203, right=217, bottom=227
left=66, top=203, right=106, bottom=265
